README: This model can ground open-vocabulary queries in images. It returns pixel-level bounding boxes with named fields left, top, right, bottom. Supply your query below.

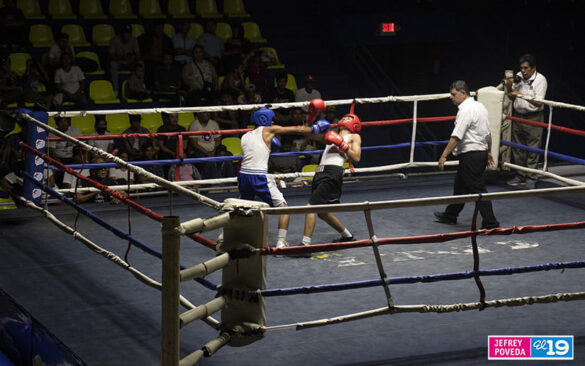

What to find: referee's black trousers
left=445, top=151, right=499, bottom=226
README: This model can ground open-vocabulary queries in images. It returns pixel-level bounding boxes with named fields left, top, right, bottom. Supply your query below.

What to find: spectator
left=182, top=45, right=218, bottom=106
left=172, top=21, right=196, bottom=65
left=109, top=151, right=134, bottom=185
left=122, top=115, right=151, bottom=160
left=126, top=61, right=153, bottom=101
left=0, top=56, right=24, bottom=108
left=48, top=116, right=81, bottom=187
left=109, top=24, right=141, bottom=96
left=213, top=91, right=240, bottom=129
left=88, top=116, right=113, bottom=156
left=60, top=148, right=89, bottom=190
left=187, top=111, right=222, bottom=179
left=295, top=74, right=322, bottom=112
left=220, top=62, right=246, bottom=99
left=268, top=140, right=301, bottom=175
left=213, top=144, right=236, bottom=178
left=505, top=53, right=548, bottom=189
left=47, top=33, right=75, bottom=81
left=138, top=21, right=173, bottom=86
left=325, top=105, right=339, bottom=125
left=0, top=0, right=27, bottom=50
left=156, top=112, right=185, bottom=177
left=53, top=53, right=88, bottom=110
left=237, top=83, right=262, bottom=128
left=137, top=143, right=165, bottom=184
left=21, top=59, right=53, bottom=110
left=196, top=19, right=224, bottom=66
left=246, top=53, right=267, bottom=95
left=153, top=53, right=184, bottom=106
left=263, top=72, right=295, bottom=123
left=221, top=23, right=252, bottom=75
left=74, top=157, right=128, bottom=204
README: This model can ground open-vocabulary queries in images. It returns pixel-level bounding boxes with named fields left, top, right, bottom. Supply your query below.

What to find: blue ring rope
left=261, top=260, right=585, bottom=297
left=502, top=140, right=585, bottom=166
left=22, top=173, right=218, bottom=291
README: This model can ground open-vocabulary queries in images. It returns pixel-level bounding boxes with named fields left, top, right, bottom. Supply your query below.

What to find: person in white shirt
left=172, top=21, right=196, bottom=65
left=434, top=80, right=500, bottom=229
left=295, top=74, right=322, bottom=112
left=53, top=53, right=88, bottom=109
left=89, top=116, right=113, bottom=156
left=188, top=111, right=221, bottom=179
left=504, top=53, right=548, bottom=189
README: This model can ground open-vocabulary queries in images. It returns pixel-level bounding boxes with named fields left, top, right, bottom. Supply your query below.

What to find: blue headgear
left=250, top=107, right=274, bottom=127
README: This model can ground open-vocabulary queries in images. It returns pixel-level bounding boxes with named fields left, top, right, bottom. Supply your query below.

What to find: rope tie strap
left=470, top=201, right=487, bottom=308
left=218, top=287, right=260, bottom=303
left=364, top=209, right=394, bottom=308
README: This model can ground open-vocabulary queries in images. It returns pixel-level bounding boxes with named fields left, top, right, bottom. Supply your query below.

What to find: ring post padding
left=476, top=87, right=504, bottom=169
left=162, top=216, right=181, bottom=366
left=22, top=110, right=49, bottom=203
left=218, top=198, right=268, bottom=347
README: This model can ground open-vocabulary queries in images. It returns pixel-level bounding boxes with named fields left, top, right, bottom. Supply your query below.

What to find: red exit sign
left=379, top=22, right=399, bottom=36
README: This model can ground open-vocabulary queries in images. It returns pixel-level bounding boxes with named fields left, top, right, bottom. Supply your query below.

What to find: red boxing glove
left=324, top=130, right=349, bottom=153
left=306, top=98, right=326, bottom=124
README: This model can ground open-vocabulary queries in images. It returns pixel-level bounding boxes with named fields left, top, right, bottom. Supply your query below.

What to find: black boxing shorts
left=309, top=165, right=344, bottom=205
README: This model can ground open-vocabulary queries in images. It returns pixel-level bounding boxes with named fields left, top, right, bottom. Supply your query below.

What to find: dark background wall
left=249, top=0, right=584, bottom=165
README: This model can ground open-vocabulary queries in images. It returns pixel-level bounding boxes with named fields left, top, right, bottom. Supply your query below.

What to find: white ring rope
left=46, top=92, right=455, bottom=117
left=22, top=114, right=223, bottom=210
left=54, top=161, right=458, bottom=194
left=11, top=193, right=220, bottom=330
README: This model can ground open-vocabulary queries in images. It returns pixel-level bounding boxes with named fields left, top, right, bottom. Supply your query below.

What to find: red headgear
left=337, top=113, right=361, bottom=133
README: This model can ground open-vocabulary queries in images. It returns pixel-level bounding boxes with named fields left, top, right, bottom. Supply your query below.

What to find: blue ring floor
left=1, top=172, right=584, bottom=365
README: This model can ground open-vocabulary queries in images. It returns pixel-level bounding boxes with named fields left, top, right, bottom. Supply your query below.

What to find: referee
left=434, top=80, right=500, bottom=229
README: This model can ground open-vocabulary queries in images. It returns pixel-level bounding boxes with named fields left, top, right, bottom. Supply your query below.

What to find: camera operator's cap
left=244, top=83, right=256, bottom=91
left=305, top=74, right=316, bottom=83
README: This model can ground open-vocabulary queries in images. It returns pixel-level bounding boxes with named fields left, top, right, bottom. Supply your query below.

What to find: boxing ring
left=1, top=88, right=585, bottom=365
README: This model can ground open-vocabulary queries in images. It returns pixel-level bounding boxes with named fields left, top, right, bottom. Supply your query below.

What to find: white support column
left=476, top=86, right=505, bottom=169
left=409, top=100, right=418, bottom=164
left=217, top=198, right=269, bottom=347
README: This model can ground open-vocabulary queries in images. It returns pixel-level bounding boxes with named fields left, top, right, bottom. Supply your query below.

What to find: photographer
left=504, top=54, right=548, bottom=189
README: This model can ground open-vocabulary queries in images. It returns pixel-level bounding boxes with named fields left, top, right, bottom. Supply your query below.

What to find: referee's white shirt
left=513, top=71, right=547, bottom=114
left=451, top=97, right=491, bottom=156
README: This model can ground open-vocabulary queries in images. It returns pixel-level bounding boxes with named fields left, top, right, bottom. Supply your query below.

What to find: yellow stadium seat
left=48, top=0, right=76, bottom=19
left=168, top=0, right=195, bottom=18
left=139, top=0, right=166, bottom=19
left=131, top=23, right=145, bottom=38
left=195, top=0, right=223, bottom=18
left=71, top=115, right=96, bottom=136
left=17, top=0, right=44, bottom=19
left=79, top=0, right=107, bottom=19
left=223, top=0, right=250, bottom=18
left=164, top=23, right=176, bottom=38
left=75, top=51, right=105, bottom=75
left=218, top=75, right=225, bottom=88
left=141, top=113, right=164, bottom=132
left=106, top=114, right=130, bottom=135
left=177, top=112, right=195, bottom=130
left=302, top=164, right=317, bottom=181
left=89, top=80, right=121, bottom=104
left=274, top=73, right=298, bottom=94
left=221, top=136, right=242, bottom=162
left=215, top=22, right=232, bottom=42
left=188, top=23, right=204, bottom=40
left=0, top=196, right=17, bottom=210
left=122, top=80, right=153, bottom=103
left=61, top=24, right=90, bottom=47
left=343, top=162, right=350, bottom=169
left=242, top=22, right=267, bottom=43
left=110, top=0, right=137, bottom=19
left=9, top=53, right=31, bottom=76
left=29, top=24, right=55, bottom=47
left=92, top=24, right=116, bottom=47
left=260, top=47, right=285, bottom=69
